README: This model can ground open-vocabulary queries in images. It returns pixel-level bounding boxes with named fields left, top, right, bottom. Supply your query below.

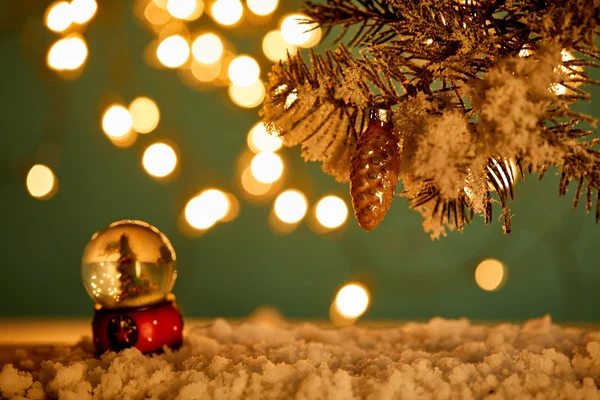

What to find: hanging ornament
left=349, top=107, right=400, bottom=231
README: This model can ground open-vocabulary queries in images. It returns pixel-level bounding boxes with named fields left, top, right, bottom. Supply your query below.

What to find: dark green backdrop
left=1, top=2, right=599, bottom=321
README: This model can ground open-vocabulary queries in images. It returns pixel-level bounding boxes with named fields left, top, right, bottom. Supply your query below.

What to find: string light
left=47, top=35, right=88, bottom=71
left=70, top=0, right=97, bottom=24
left=102, top=105, right=132, bottom=138
left=166, top=0, right=199, bottom=19
left=45, top=1, right=73, bottom=32
left=26, top=165, right=57, bottom=200
left=211, top=0, right=243, bottom=26
left=334, top=283, right=370, bottom=318
left=228, top=55, right=260, bottom=87
left=475, top=259, right=507, bottom=291
left=251, top=152, right=283, bottom=184
left=185, top=189, right=231, bottom=230
left=142, top=143, right=178, bottom=178
left=156, top=35, right=190, bottom=68
left=129, top=97, right=160, bottom=134
left=241, top=166, right=272, bottom=196
left=247, top=0, right=278, bottom=16
left=228, top=80, right=265, bottom=108
left=191, top=33, right=223, bottom=64
left=262, top=30, right=297, bottom=62
left=274, top=190, right=307, bottom=224
left=280, top=14, right=321, bottom=48
left=247, top=122, right=282, bottom=153
left=315, top=195, right=348, bottom=229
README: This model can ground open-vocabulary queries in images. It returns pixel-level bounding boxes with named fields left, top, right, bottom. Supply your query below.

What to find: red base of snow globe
left=92, top=294, right=183, bottom=356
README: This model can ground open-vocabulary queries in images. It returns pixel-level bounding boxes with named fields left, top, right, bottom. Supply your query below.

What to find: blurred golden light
left=191, top=33, right=223, bottom=64
left=247, top=0, right=278, bottom=16
left=45, top=1, right=72, bottom=33
left=129, top=97, right=160, bottom=134
left=262, top=30, right=297, bottom=62
left=47, top=35, right=88, bottom=71
left=251, top=152, right=283, bottom=184
left=102, top=105, right=132, bottom=138
left=274, top=190, right=307, bottom=224
left=166, top=0, right=198, bottom=19
left=70, top=0, right=97, bottom=24
left=228, top=55, right=260, bottom=87
left=108, top=130, right=138, bottom=149
left=228, top=80, right=265, bottom=108
left=185, top=189, right=231, bottom=230
left=153, top=0, right=168, bottom=8
left=220, top=192, right=240, bottom=222
left=316, top=195, right=348, bottom=229
left=247, top=122, right=282, bottom=153
left=335, top=283, right=370, bottom=318
left=142, top=143, right=178, bottom=178
left=145, top=1, right=171, bottom=25
left=281, top=14, right=321, bottom=47
left=26, top=164, right=57, bottom=199
left=191, top=60, right=221, bottom=82
left=475, top=258, right=507, bottom=291
left=156, top=35, right=190, bottom=68
left=211, top=0, right=243, bottom=26
left=241, top=166, right=272, bottom=196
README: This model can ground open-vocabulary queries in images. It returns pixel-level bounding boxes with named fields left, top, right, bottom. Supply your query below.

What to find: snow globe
left=82, top=220, right=183, bottom=355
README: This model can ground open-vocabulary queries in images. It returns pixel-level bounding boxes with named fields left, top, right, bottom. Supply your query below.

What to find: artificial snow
left=1, top=315, right=600, bottom=399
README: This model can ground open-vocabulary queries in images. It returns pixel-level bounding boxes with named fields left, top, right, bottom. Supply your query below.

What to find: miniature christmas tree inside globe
left=81, top=220, right=177, bottom=309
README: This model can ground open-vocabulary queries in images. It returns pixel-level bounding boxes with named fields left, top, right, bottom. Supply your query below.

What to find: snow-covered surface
left=1, top=314, right=600, bottom=399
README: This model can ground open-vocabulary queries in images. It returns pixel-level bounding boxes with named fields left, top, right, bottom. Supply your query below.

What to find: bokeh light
left=274, top=190, right=307, bottom=224
left=47, top=35, right=88, bottom=71
left=142, top=143, right=178, bottom=178
left=335, top=283, right=370, bottom=318
left=26, top=165, right=57, bottom=200
left=228, top=55, right=260, bottom=87
left=70, top=0, right=98, bottom=24
left=191, top=33, right=223, bottom=64
left=45, top=1, right=73, bottom=32
left=475, top=259, right=507, bottom=291
left=315, top=195, right=348, bottom=229
left=228, top=80, right=266, bottom=108
left=281, top=14, right=321, bottom=47
left=166, top=0, right=200, bottom=19
left=156, top=35, right=190, bottom=68
left=191, top=60, right=222, bottom=82
left=247, top=122, right=282, bottom=153
left=108, top=130, right=138, bottom=149
left=241, top=167, right=272, bottom=196
left=129, top=97, right=160, bottom=134
left=247, top=0, right=278, bottom=16
left=262, top=30, right=297, bottom=62
left=185, top=189, right=231, bottom=230
left=144, top=1, right=171, bottom=25
left=251, top=152, right=283, bottom=184
left=211, top=0, right=243, bottom=26
left=102, top=105, right=132, bottom=138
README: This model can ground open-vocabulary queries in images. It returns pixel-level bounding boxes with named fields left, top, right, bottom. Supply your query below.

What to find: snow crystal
left=1, top=315, right=600, bottom=399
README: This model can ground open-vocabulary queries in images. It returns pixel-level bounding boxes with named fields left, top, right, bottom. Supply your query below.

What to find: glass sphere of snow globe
left=81, top=220, right=177, bottom=309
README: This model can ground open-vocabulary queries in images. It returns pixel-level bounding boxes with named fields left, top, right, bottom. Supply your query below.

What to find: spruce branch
left=261, top=0, right=600, bottom=237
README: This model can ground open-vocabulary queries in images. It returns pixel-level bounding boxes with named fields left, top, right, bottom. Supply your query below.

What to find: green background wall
left=1, top=1, right=598, bottom=321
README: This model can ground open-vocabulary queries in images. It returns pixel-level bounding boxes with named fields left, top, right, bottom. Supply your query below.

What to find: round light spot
left=281, top=14, right=321, bottom=47
left=70, top=0, right=97, bottom=24
left=274, top=190, right=307, bottom=224
left=211, top=0, right=243, bottom=26
left=192, top=33, right=223, bottom=64
left=191, top=60, right=221, bottom=82
left=129, top=97, right=160, bottom=134
left=262, top=30, right=297, bottom=62
left=247, top=122, right=282, bottom=153
left=247, top=0, right=278, bottom=16
left=228, top=55, right=260, bottom=87
left=241, top=167, right=272, bottom=196
left=185, top=189, right=230, bottom=230
left=228, top=80, right=265, bottom=109
left=142, top=143, right=178, bottom=178
left=45, top=1, right=72, bottom=32
left=166, top=0, right=198, bottom=19
left=335, top=283, right=369, bottom=318
left=156, top=35, right=190, bottom=68
left=316, top=195, right=348, bottom=229
left=102, top=105, right=132, bottom=138
left=26, top=164, right=57, bottom=199
left=475, top=259, right=507, bottom=291
left=251, top=152, right=283, bottom=184
left=47, top=35, right=88, bottom=71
